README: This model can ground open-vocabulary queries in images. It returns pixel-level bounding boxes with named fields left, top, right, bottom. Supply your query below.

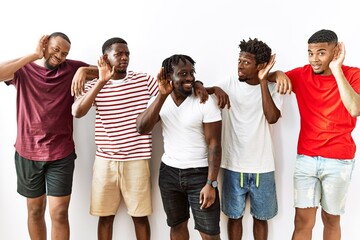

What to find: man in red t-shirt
left=275, top=29, right=360, bottom=240
left=0, top=32, right=97, bottom=240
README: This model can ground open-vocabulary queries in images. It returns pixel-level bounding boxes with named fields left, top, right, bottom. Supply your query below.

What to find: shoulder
left=63, top=59, right=89, bottom=69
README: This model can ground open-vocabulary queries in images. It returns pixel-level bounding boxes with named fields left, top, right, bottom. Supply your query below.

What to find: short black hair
left=308, top=29, right=338, bottom=44
left=49, top=32, right=71, bottom=44
left=239, top=38, right=271, bottom=64
left=162, top=54, right=196, bottom=76
left=102, top=37, right=127, bottom=54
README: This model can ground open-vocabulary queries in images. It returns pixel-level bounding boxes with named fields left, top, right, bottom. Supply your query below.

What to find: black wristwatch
left=206, top=179, right=218, bottom=188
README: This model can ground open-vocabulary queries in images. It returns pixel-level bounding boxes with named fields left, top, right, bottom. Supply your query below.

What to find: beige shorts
left=90, top=157, right=152, bottom=217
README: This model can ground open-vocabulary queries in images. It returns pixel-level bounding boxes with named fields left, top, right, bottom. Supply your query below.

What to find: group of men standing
left=0, top=29, right=359, bottom=240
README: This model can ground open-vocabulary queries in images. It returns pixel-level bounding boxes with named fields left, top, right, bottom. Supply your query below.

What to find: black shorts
left=15, top=151, right=76, bottom=198
left=158, top=162, right=220, bottom=235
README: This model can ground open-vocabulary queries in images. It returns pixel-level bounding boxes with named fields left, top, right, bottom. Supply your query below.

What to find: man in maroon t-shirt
left=0, top=32, right=96, bottom=240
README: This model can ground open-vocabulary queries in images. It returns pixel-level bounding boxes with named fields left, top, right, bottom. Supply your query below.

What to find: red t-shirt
left=286, top=65, right=360, bottom=159
left=7, top=60, right=89, bottom=161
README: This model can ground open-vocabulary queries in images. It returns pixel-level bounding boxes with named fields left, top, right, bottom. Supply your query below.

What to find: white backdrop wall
left=0, top=0, right=359, bottom=239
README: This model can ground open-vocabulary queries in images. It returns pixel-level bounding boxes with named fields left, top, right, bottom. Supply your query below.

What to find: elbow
left=349, top=109, right=360, bottom=118
left=136, top=119, right=148, bottom=134
left=266, top=112, right=281, bottom=124
left=347, top=104, right=360, bottom=118
left=72, top=106, right=85, bottom=119
left=136, top=125, right=146, bottom=134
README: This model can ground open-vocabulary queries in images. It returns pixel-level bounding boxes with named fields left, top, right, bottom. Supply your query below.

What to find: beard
left=238, top=77, right=248, bottom=82
left=313, top=70, right=325, bottom=75
left=44, top=60, right=57, bottom=70
left=116, top=68, right=127, bottom=75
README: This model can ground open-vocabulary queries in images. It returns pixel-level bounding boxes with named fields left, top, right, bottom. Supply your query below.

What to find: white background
left=0, top=0, right=359, bottom=239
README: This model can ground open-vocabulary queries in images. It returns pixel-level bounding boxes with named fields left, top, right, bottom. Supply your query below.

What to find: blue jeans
left=294, top=154, right=355, bottom=215
left=222, top=169, right=278, bottom=220
left=158, top=162, right=220, bottom=235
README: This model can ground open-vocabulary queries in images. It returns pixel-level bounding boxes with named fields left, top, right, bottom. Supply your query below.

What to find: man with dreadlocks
left=278, top=29, right=360, bottom=240
left=207, top=38, right=282, bottom=240
left=136, top=54, right=222, bottom=240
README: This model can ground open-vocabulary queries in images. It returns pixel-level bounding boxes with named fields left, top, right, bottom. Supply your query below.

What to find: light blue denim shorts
left=294, top=154, right=355, bottom=215
left=221, top=169, right=278, bottom=220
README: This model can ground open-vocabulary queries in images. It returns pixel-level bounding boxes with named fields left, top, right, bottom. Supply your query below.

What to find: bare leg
left=48, top=195, right=71, bottom=240
left=27, top=194, right=47, bottom=240
left=321, top=209, right=341, bottom=240
left=199, top=231, right=220, bottom=240
left=170, top=220, right=189, bottom=240
left=228, top=217, right=243, bottom=240
left=132, top=216, right=150, bottom=240
left=98, top=215, right=115, bottom=240
left=253, top=217, right=268, bottom=240
left=292, top=207, right=317, bottom=240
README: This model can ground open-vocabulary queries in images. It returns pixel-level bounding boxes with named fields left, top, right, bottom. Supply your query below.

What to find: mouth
left=311, top=64, right=322, bottom=71
left=50, top=56, right=61, bottom=64
left=183, top=82, right=194, bottom=89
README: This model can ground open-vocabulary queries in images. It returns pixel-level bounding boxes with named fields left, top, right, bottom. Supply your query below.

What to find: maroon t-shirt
left=7, top=59, right=89, bottom=161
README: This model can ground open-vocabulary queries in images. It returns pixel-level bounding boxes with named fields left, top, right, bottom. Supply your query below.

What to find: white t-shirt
left=218, top=76, right=282, bottom=173
left=148, top=93, right=221, bottom=169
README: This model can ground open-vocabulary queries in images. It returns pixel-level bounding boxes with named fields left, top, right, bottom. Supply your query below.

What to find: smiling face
left=43, top=36, right=70, bottom=69
left=308, top=42, right=337, bottom=76
left=171, top=59, right=195, bottom=97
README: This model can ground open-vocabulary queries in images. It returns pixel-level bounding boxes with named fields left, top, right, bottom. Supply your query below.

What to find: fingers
left=276, top=78, right=292, bottom=95
left=199, top=194, right=215, bottom=209
left=217, top=95, right=231, bottom=109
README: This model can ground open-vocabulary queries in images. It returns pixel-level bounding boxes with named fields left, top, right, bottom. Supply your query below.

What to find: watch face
left=211, top=181, right=218, bottom=188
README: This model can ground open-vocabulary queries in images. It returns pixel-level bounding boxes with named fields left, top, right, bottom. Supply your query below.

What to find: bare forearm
left=260, top=81, right=281, bottom=123
left=0, top=53, right=39, bottom=81
left=72, top=81, right=106, bottom=118
left=207, top=144, right=221, bottom=181
left=333, top=70, right=360, bottom=117
left=136, top=94, right=167, bottom=134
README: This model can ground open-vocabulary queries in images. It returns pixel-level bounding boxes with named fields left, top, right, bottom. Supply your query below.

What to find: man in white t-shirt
left=207, top=38, right=282, bottom=240
left=136, top=54, right=222, bottom=240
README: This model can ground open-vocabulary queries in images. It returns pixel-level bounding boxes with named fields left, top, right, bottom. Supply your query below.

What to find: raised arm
left=136, top=67, right=172, bottom=134
left=72, top=56, right=114, bottom=118
left=330, top=42, right=360, bottom=117
left=259, top=54, right=281, bottom=123
left=199, top=120, right=222, bottom=209
left=0, top=35, right=47, bottom=82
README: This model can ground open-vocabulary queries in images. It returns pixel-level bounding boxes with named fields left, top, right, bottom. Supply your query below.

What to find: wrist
left=206, top=179, right=218, bottom=188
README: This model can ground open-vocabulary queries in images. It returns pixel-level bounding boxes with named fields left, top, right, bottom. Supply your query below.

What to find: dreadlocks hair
left=162, top=54, right=196, bottom=76
left=308, top=29, right=338, bottom=44
left=102, top=37, right=128, bottom=54
left=239, top=38, right=271, bottom=65
left=49, top=32, right=71, bottom=44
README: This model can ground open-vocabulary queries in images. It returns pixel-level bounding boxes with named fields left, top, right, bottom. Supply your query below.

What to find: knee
left=321, top=210, right=340, bottom=228
left=28, top=205, right=46, bottom=220
left=99, top=216, right=115, bottom=227
left=50, top=206, right=69, bottom=223
left=294, top=213, right=316, bottom=229
left=132, top=216, right=149, bottom=226
left=27, top=199, right=46, bottom=220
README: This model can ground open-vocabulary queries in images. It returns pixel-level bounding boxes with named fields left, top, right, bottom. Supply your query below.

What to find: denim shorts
left=294, top=154, right=355, bottom=215
left=158, top=162, right=220, bottom=235
left=221, top=169, right=278, bottom=220
left=15, top=151, right=76, bottom=198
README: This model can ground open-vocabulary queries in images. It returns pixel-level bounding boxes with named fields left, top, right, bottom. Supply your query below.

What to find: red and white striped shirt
left=84, top=71, right=158, bottom=161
